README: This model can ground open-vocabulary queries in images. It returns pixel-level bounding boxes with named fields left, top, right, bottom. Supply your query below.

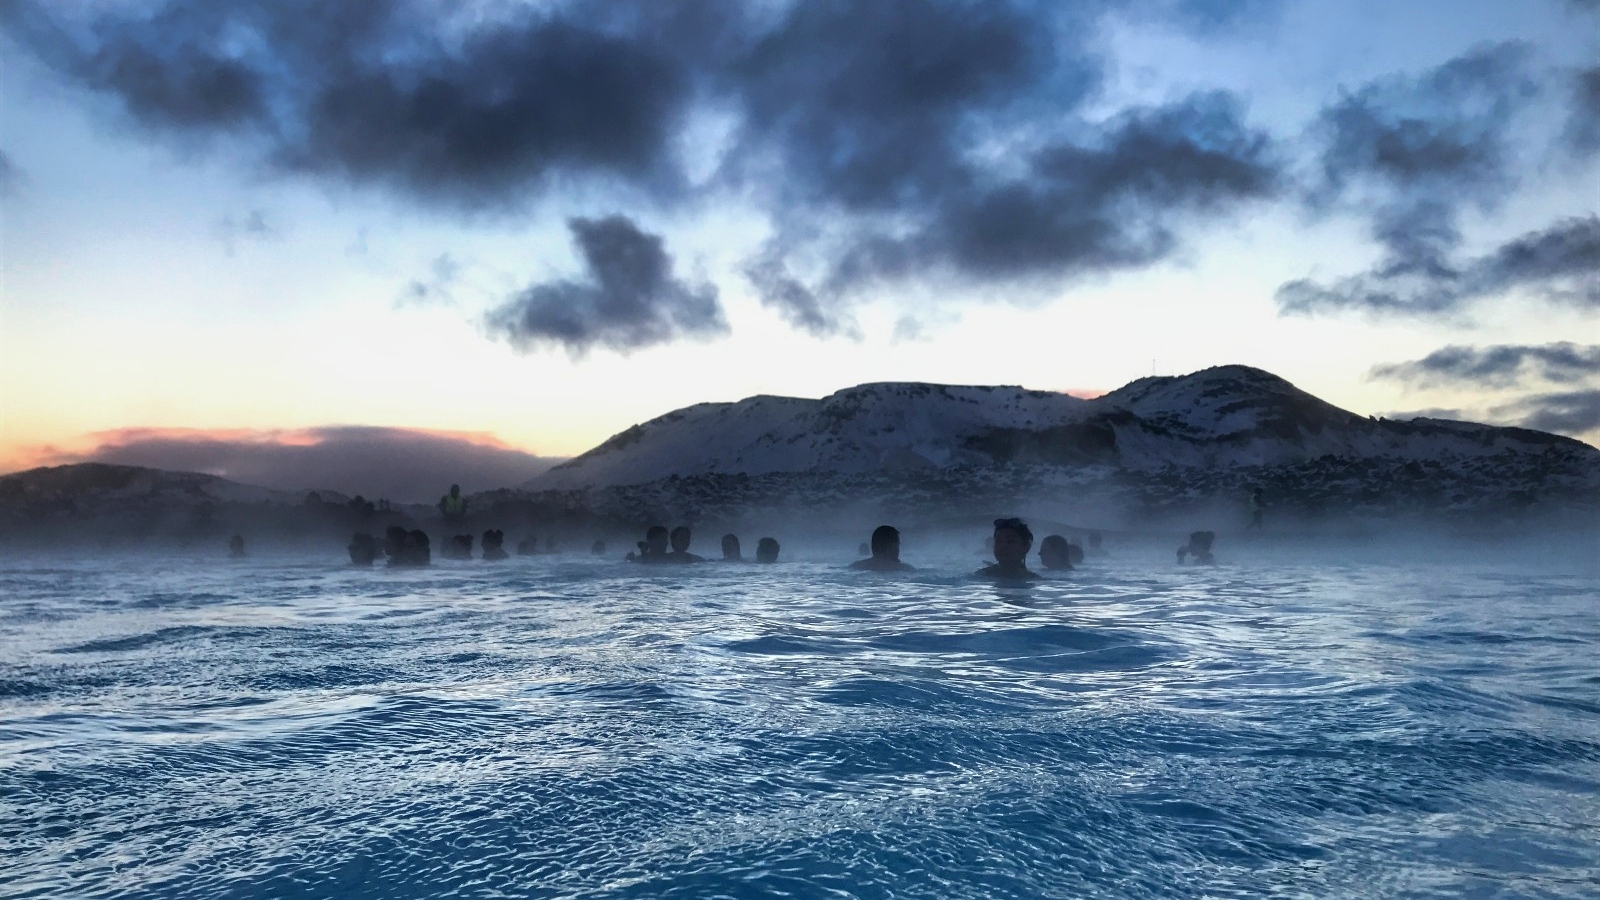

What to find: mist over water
left=3, top=548, right=1598, bottom=898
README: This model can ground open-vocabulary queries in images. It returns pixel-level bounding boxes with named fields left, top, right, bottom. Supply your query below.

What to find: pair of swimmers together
left=852, top=519, right=1072, bottom=580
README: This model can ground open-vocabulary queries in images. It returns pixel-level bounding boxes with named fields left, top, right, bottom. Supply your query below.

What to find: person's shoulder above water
left=975, top=562, right=1041, bottom=579
left=850, top=524, right=913, bottom=571
left=849, top=557, right=914, bottom=571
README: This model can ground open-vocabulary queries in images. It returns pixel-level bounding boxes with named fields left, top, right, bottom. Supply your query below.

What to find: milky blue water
left=3, top=550, right=1598, bottom=899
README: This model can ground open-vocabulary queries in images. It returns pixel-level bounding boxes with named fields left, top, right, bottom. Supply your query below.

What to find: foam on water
left=2, top=552, right=1598, bottom=898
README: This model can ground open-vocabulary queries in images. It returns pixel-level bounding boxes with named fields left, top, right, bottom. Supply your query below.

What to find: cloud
left=1278, top=214, right=1600, bottom=316
left=483, top=215, right=726, bottom=355
left=1308, top=42, right=1535, bottom=205
left=1376, top=407, right=1470, bottom=422
left=1278, top=44, right=1562, bottom=317
left=0, top=149, right=19, bottom=196
left=1567, top=65, right=1600, bottom=154
left=398, top=253, right=463, bottom=308
left=1370, top=343, right=1600, bottom=388
left=0, top=0, right=703, bottom=211
left=4, top=0, right=1289, bottom=335
left=212, top=209, right=280, bottom=253
left=35, top=426, right=561, bottom=503
left=742, top=244, right=858, bottom=339
left=754, top=90, right=1281, bottom=311
left=1491, top=390, right=1600, bottom=437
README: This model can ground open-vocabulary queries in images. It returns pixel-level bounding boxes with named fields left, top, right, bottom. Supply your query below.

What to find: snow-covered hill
left=533, top=366, right=1593, bottom=490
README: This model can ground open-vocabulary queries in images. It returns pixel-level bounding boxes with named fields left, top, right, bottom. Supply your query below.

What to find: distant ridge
left=531, top=365, right=1592, bottom=490
left=4, top=368, right=1596, bottom=541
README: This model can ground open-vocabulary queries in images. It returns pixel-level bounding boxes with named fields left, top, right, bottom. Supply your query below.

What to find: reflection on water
left=2, top=554, right=1598, bottom=898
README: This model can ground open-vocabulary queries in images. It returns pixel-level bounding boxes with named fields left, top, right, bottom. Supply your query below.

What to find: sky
left=1, top=0, right=1597, bottom=502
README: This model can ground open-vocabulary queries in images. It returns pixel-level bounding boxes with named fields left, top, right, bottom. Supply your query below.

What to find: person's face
left=671, top=530, right=691, bottom=553
left=993, top=528, right=1029, bottom=566
left=647, top=532, right=669, bottom=553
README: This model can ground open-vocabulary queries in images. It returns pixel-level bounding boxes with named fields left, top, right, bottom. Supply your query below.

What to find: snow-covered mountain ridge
left=532, top=365, right=1594, bottom=490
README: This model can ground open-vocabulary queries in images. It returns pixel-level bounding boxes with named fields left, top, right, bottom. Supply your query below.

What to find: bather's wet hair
left=993, top=517, right=1033, bottom=546
left=755, top=537, right=780, bottom=563
left=870, top=524, right=900, bottom=557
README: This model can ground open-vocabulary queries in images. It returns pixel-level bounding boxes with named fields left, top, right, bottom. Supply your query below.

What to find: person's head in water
left=852, top=524, right=913, bottom=570
left=721, top=533, right=742, bottom=560
left=870, top=525, right=900, bottom=561
left=644, top=525, right=669, bottom=558
left=755, top=537, right=780, bottom=562
left=670, top=526, right=692, bottom=554
left=993, top=518, right=1032, bottom=562
left=979, top=517, right=1037, bottom=579
left=1038, top=534, right=1073, bottom=570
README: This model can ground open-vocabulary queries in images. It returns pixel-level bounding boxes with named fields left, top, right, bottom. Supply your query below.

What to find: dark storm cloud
left=1492, top=390, right=1600, bottom=436
left=0, top=0, right=702, bottom=211
left=725, top=2, right=1281, bottom=308
left=1567, top=66, right=1600, bottom=154
left=57, top=426, right=561, bottom=502
left=1277, top=44, right=1563, bottom=317
left=1308, top=42, right=1535, bottom=203
left=754, top=90, right=1282, bottom=310
left=4, top=0, right=1287, bottom=332
left=1279, top=215, right=1600, bottom=316
left=1370, top=343, right=1600, bottom=389
left=725, top=0, right=1081, bottom=212
left=483, top=215, right=726, bottom=355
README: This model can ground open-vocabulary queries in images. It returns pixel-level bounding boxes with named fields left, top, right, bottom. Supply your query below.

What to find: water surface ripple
left=2, top=555, right=1597, bottom=898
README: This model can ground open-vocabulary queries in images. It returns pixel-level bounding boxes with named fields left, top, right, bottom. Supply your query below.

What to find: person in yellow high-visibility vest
left=438, top=484, right=467, bottom=522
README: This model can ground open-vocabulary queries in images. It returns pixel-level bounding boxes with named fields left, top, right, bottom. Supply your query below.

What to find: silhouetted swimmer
left=445, top=534, right=474, bottom=560
left=667, top=526, right=705, bottom=563
left=438, top=483, right=467, bottom=523
left=1248, top=488, right=1265, bottom=529
left=755, top=537, right=780, bottom=563
left=1038, top=534, right=1074, bottom=571
left=386, top=527, right=431, bottom=566
left=857, top=542, right=870, bottom=557
left=721, top=533, right=742, bottom=561
left=348, top=532, right=377, bottom=566
left=228, top=534, right=246, bottom=558
left=851, top=525, right=914, bottom=571
left=384, top=526, right=408, bottom=561
left=1068, top=542, right=1085, bottom=566
left=590, top=539, right=606, bottom=556
left=481, top=528, right=508, bottom=561
left=628, top=525, right=671, bottom=562
left=407, top=529, right=432, bottom=566
left=1177, top=530, right=1216, bottom=565
left=977, top=518, right=1039, bottom=580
